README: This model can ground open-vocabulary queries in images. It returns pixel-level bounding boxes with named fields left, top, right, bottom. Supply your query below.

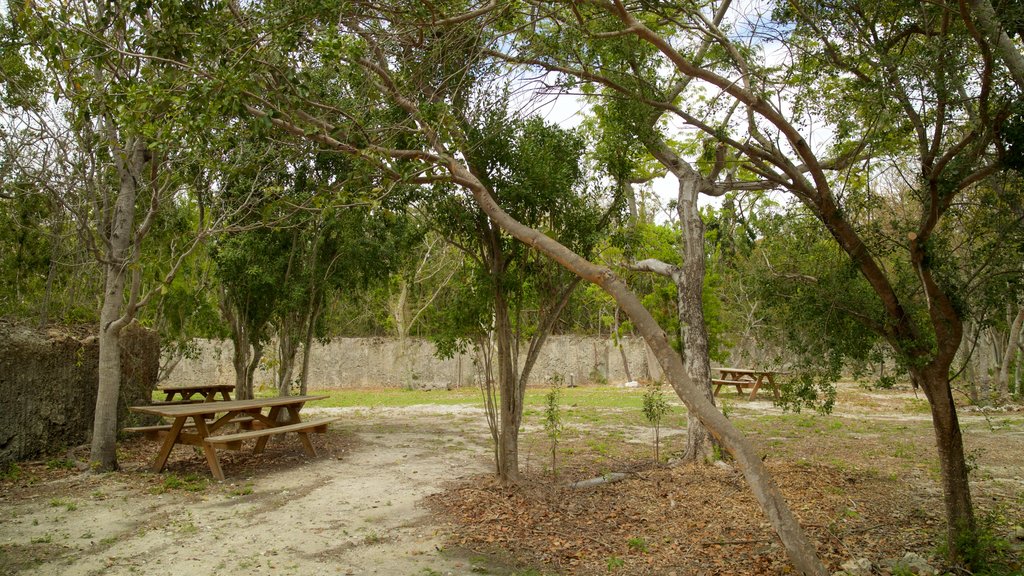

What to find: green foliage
left=605, top=556, right=625, bottom=570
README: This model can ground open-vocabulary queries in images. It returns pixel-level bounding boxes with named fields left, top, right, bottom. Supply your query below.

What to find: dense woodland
left=2, top=1, right=1024, bottom=573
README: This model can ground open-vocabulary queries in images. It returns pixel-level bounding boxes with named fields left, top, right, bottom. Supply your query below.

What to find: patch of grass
left=30, top=534, right=53, bottom=544
left=228, top=484, right=254, bottom=497
left=905, top=398, right=932, bottom=414
left=309, top=384, right=659, bottom=413
left=49, top=498, right=77, bottom=512
left=893, top=442, right=915, bottom=459
left=45, top=458, right=75, bottom=470
left=153, top=473, right=208, bottom=494
left=605, top=555, right=625, bottom=570
left=626, top=536, right=648, bottom=553
left=0, top=462, right=21, bottom=481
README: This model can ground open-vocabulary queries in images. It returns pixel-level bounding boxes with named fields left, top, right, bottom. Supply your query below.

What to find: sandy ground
left=1, top=406, right=498, bottom=576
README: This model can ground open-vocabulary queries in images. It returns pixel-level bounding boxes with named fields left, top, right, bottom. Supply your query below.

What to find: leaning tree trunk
left=449, top=162, right=828, bottom=575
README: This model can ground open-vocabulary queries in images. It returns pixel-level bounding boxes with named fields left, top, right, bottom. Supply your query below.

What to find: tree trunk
left=494, top=285, right=520, bottom=483
left=298, top=299, right=322, bottom=396
left=614, top=308, right=633, bottom=382
left=89, top=137, right=145, bottom=472
left=450, top=162, right=828, bottom=575
left=246, top=341, right=264, bottom=398
left=277, top=325, right=298, bottom=396
left=226, top=306, right=254, bottom=400
left=967, top=0, right=1024, bottom=90
left=997, top=306, right=1024, bottom=399
left=38, top=218, right=63, bottom=328
left=675, top=171, right=717, bottom=462
left=914, top=365, right=976, bottom=556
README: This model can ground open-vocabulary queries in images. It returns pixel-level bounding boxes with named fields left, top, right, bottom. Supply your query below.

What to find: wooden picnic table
left=127, top=395, right=337, bottom=481
left=155, top=383, right=235, bottom=403
left=712, top=367, right=783, bottom=401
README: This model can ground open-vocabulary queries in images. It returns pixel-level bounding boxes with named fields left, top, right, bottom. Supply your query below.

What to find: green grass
left=304, top=385, right=663, bottom=411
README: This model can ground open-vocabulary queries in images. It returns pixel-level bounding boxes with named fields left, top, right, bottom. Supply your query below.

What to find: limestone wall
left=0, top=321, right=158, bottom=466
left=163, top=335, right=663, bottom=390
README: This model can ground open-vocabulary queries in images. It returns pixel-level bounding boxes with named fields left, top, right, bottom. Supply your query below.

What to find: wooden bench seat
left=204, top=417, right=340, bottom=448
left=711, top=378, right=755, bottom=395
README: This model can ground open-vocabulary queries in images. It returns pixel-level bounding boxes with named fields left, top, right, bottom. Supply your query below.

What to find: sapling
left=642, top=381, right=671, bottom=461
left=543, top=376, right=564, bottom=477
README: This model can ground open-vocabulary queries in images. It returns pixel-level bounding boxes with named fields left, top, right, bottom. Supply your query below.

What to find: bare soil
left=2, top=385, right=1023, bottom=576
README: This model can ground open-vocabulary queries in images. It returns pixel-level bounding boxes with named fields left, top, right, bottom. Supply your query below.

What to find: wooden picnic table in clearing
left=127, top=395, right=337, bottom=481
left=155, top=383, right=235, bottom=403
left=712, top=367, right=784, bottom=401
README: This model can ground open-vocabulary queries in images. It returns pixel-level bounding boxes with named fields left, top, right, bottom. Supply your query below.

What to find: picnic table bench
left=128, top=395, right=336, bottom=481
left=712, top=367, right=783, bottom=401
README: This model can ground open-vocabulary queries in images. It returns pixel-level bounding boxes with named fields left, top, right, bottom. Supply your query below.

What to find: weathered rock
left=892, top=552, right=936, bottom=575
left=569, top=472, right=629, bottom=489
left=839, top=558, right=873, bottom=576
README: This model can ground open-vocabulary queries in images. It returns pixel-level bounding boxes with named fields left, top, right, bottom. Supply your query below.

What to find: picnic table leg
left=748, top=375, right=765, bottom=401
left=151, top=417, right=187, bottom=473
left=253, top=406, right=283, bottom=454
left=192, top=417, right=225, bottom=481
left=285, top=405, right=317, bottom=457
left=767, top=374, right=781, bottom=401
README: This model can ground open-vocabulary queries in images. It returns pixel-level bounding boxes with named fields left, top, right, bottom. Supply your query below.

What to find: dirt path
left=1, top=407, right=496, bottom=576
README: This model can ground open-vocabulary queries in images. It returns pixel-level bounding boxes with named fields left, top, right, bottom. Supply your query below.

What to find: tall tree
left=175, top=1, right=829, bottom=571
left=520, top=0, right=1019, bottom=564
